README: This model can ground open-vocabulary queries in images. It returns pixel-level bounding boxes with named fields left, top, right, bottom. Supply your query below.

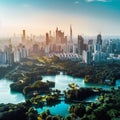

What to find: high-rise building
left=70, top=25, right=72, bottom=42
left=14, top=48, right=21, bottom=62
left=21, top=46, right=27, bottom=58
left=4, top=44, right=14, bottom=66
left=14, top=45, right=27, bottom=62
left=0, top=51, right=6, bottom=64
left=9, top=52, right=14, bottom=65
left=45, top=33, right=50, bottom=54
left=7, top=45, right=14, bottom=65
left=82, top=50, right=92, bottom=64
left=33, top=44, right=39, bottom=54
left=22, top=29, right=26, bottom=44
left=93, top=51, right=106, bottom=63
left=94, top=34, right=102, bottom=52
left=88, top=39, right=94, bottom=53
left=97, top=34, right=102, bottom=45
left=23, top=30, right=26, bottom=39
left=88, top=39, right=93, bottom=45
left=78, top=35, right=84, bottom=55
left=66, top=25, right=73, bottom=53
left=46, top=33, right=49, bottom=45
left=56, top=27, right=66, bottom=44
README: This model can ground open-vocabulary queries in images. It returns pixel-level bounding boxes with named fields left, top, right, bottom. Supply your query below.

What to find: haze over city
left=0, top=0, right=120, bottom=37
left=1, top=1, right=120, bottom=120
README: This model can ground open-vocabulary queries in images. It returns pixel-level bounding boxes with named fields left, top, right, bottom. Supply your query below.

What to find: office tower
left=33, top=44, right=39, bottom=54
left=45, top=33, right=50, bottom=54
left=56, top=27, right=66, bottom=44
left=66, top=25, right=73, bottom=53
left=0, top=51, right=6, bottom=64
left=88, top=39, right=94, bottom=53
left=88, top=39, right=93, bottom=45
left=70, top=25, right=72, bottom=42
left=4, top=44, right=14, bottom=65
left=70, top=25, right=74, bottom=53
left=97, top=34, right=102, bottom=45
left=8, top=45, right=14, bottom=65
left=82, top=50, right=92, bottom=64
left=78, top=35, right=84, bottom=55
left=4, top=45, right=14, bottom=65
left=14, top=45, right=27, bottom=62
left=21, top=46, right=27, bottom=58
left=19, top=45, right=27, bottom=58
left=46, top=33, right=49, bottom=45
left=14, top=48, right=21, bottom=62
left=22, top=29, right=26, bottom=44
left=94, top=34, right=102, bottom=52
left=73, top=43, right=76, bottom=54
left=93, top=51, right=106, bottom=63
left=9, top=52, right=14, bottom=65
left=23, top=30, right=26, bottom=39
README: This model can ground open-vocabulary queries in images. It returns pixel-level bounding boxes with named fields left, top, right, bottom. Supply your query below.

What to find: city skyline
left=0, top=0, right=120, bottom=37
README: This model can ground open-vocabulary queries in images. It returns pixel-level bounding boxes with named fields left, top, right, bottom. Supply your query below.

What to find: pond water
left=0, top=73, right=120, bottom=116
left=36, top=73, right=120, bottom=116
left=42, top=73, right=118, bottom=92
left=0, top=78, right=25, bottom=104
left=37, top=101, right=70, bottom=117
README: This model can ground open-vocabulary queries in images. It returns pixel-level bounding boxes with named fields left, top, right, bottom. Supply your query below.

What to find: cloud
left=86, top=0, right=111, bottom=2
left=86, top=0, right=94, bottom=2
left=75, top=1, right=80, bottom=4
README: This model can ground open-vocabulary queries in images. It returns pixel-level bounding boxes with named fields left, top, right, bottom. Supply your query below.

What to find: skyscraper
left=78, top=35, right=84, bottom=55
left=22, top=29, right=26, bottom=44
left=4, top=44, right=14, bottom=65
left=97, top=34, right=102, bottom=45
left=33, top=44, right=39, bottom=54
left=56, top=27, right=65, bottom=44
left=70, top=25, right=72, bottom=42
left=45, top=33, right=50, bottom=54
left=46, top=33, right=49, bottom=45
left=95, top=34, right=102, bottom=52
left=67, top=25, right=73, bottom=53
left=82, top=50, right=92, bottom=64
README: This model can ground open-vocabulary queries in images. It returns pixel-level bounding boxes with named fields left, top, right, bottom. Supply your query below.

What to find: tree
left=74, top=104, right=86, bottom=117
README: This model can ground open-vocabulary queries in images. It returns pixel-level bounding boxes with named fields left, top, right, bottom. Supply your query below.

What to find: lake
left=0, top=73, right=120, bottom=116
left=0, top=78, right=25, bottom=104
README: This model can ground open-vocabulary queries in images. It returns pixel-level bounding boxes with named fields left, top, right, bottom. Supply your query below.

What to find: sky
left=0, top=0, right=120, bottom=37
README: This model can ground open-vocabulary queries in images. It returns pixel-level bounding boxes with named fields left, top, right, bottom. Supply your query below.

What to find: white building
left=14, top=49, right=21, bottom=62
left=82, top=50, right=92, bottom=64
left=14, top=46, right=27, bottom=62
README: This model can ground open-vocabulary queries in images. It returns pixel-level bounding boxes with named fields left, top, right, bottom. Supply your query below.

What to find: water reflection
left=42, top=74, right=120, bottom=91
